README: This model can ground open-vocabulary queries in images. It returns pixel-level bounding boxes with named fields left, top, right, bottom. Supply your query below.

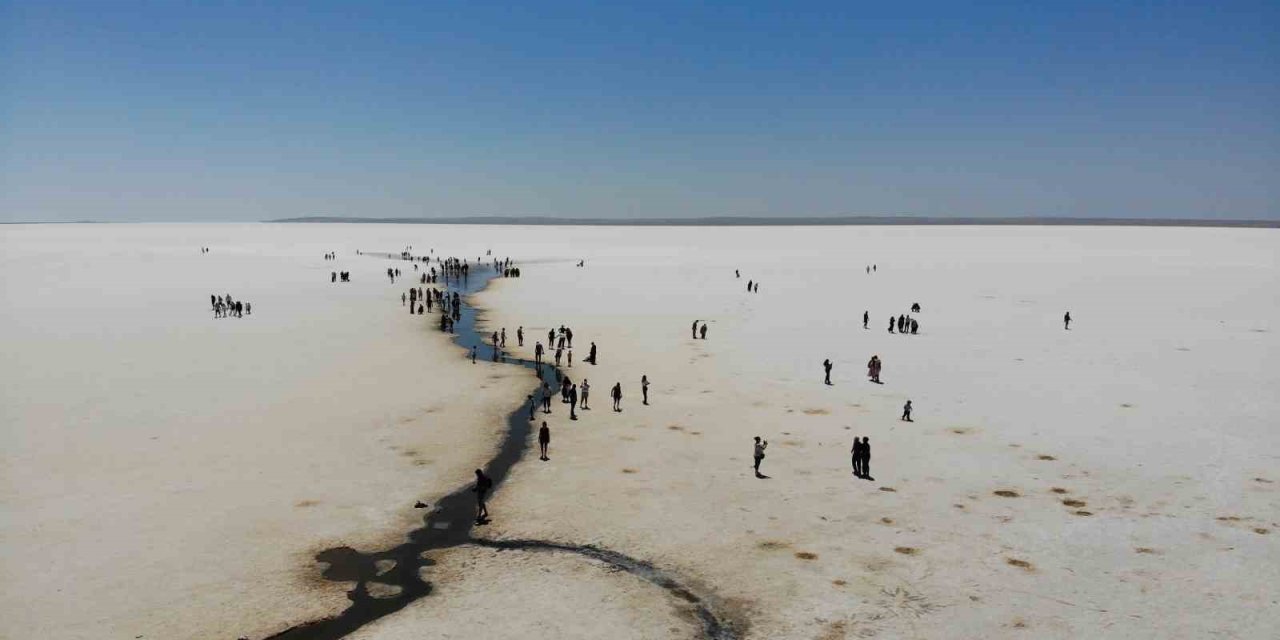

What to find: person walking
left=641, top=375, right=650, bottom=405
left=901, top=400, right=913, bottom=422
left=867, top=355, right=882, bottom=384
left=528, top=393, right=537, bottom=420
left=611, top=382, right=622, bottom=412
left=473, top=469, right=492, bottom=524
left=538, top=422, right=551, bottom=460
left=753, top=437, right=768, bottom=478
left=823, top=359, right=833, bottom=385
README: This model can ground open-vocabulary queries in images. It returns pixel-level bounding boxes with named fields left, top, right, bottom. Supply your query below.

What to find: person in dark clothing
left=528, top=394, right=536, bottom=420
left=548, top=329, right=555, bottom=347
left=587, top=342, right=597, bottom=365
left=859, top=437, right=873, bottom=480
left=863, top=310, right=869, bottom=329
left=611, top=382, right=622, bottom=412
left=569, top=385, right=578, bottom=419
left=473, top=469, right=492, bottom=523
left=897, top=314, right=906, bottom=334
left=902, top=400, right=913, bottom=421
left=470, top=346, right=477, bottom=363
left=747, top=280, right=753, bottom=292
left=888, top=316, right=895, bottom=333
left=539, top=422, right=551, bottom=460
left=1064, top=311, right=1072, bottom=330
left=699, top=324, right=707, bottom=340
left=691, top=320, right=699, bottom=339
left=851, top=438, right=863, bottom=476
left=910, top=319, right=918, bottom=334
left=535, top=342, right=543, bottom=365
left=911, top=303, right=921, bottom=313
left=824, top=359, right=833, bottom=385
left=517, top=326, right=524, bottom=346
left=641, top=375, right=650, bottom=405
left=565, top=327, right=573, bottom=348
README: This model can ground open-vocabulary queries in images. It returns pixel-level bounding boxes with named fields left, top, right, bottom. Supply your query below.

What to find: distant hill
left=269, top=215, right=1279, bottom=228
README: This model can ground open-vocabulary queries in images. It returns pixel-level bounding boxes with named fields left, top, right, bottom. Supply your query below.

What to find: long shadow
left=266, top=256, right=738, bottom=640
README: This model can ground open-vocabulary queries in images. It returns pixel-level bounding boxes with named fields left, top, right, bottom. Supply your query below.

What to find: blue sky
left=2, top=1, right=1276, bottom=221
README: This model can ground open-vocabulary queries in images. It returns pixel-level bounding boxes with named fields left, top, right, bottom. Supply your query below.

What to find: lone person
left=587, top=342, right=598, bottom=365
left=1064, top=311, right=1072, bottom=330
left=753, top=437, right=768, bottom=478
left=518, top=326, right=524, bottom=346
left=473, top=469, right=492, bottom=524
left=641, top=375, right=650, bottom=405
left=538, top=422, right=551, bottom=460
left=691, top=320, right=699, bottom=339
left=863, top=310, right=869, bottom=330
left=611, top=382, right=622, bottom=412
left=699, top=324, right=707, bottom=340
left=902, top=400, right=913, bottom=422
left=824, top=359, right=833, bottom=385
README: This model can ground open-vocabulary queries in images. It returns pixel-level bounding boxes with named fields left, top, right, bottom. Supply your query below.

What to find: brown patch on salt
left=757, top=540, right=790, bottom=550
left=994, top=490, right=1020, bottom=498
left=1216, top=516, right=1244, bottom=522
left=803, top=408, right=829, bottom=415
left=794, top=551, right=819, bottom=560
left=1120, top=403, right=1134, bottom=408
left=1254, top=477, right=1273, bottom=484
left=1011, top=618, right=1029, bottom=629
left=621, top=468, right=638, bottom=474
left=1037, top=455, right=1057, bottom=461
left=667, top=424, right=684, bottom=431
left=879, top=487, right=897, bottom=492
left=1062, top=499, right=1087, bottom=508
left=1005, top=558, right=1034, bottom=571
left=1050, top=487, right=1068, bottom=494
left=295, top=499, right=320, bottom=508
left=949, top=427, right=972, bottom=435
left=832, top=579, right=847, bottom=586
left=880, top=517, right=894, bottom=525
left=894, top=547, right=918, bottom=555
left=1134, top=547, right=1160, bottom=554
left=1073, top=510, right=1093, bottom=516
left=1254, top=528, right=1271, bottom=535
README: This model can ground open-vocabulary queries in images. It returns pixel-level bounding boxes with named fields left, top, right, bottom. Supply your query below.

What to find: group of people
left=210, top=294, right=250, bottom=318
left=323, top=252, right=337, bottom=260
left=331, top=271, right=351, bottom=282
left=889, top=313, right=919, bottom=335
left=690, top=320, right=709, bottom=340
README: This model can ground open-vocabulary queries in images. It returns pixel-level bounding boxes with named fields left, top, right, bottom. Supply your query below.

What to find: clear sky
left=2, top=1, right=1276, bottom=222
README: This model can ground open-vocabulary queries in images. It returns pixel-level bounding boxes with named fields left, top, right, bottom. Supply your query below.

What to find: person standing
left=555, top=347, right=563, bottom=367
left=860, top=437, right=873, bottom=480
left=851, top=437, right=863, bottom=476
left=901, top=400, right=913, bottom=422
left=538, top=422, right=551, bottom=460
left=535, top=341, right=544, bottom=365
left=700, top=324, right=707, bottom=340
left=863, top=310, right=869, bottom=329
left=1064, top=311, right=1072, bottom=330
left=588, top=342, right=598, bottom=365
left=580, top=379, right=590, bottom=410
left=470, top=346, right=477, bottom=364
left=528, top=394, right=537, bottom=420
left=569, top=385, right=579, bottom=420
left=611, top=382, right=622, bottom=412
left=753, top=437, right=768, bottom=478
left=501, top=328, right=507, bottom=347
left=888, top=316, right=895, bottom=334
left=473, top=469, right=492, bottom=524
left=691, top=320, right=699, bottom=339
left=518, top=326, right=524, bottom=346
left=641, top=375, right=650, bottom=405
left=824, top=359, right=833, bottom=385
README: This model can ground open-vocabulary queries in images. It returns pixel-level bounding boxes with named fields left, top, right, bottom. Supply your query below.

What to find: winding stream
left=266, top=256, right=738, bottom=640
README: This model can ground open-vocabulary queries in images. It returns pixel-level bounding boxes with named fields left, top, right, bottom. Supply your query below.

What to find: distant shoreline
left=270, top=216, right=1279, bottom=228
left=4, top=216, right=1277, bottom=228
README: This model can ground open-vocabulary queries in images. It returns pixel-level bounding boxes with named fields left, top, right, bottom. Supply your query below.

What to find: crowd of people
left=210, top=294, right=250, bottom=318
